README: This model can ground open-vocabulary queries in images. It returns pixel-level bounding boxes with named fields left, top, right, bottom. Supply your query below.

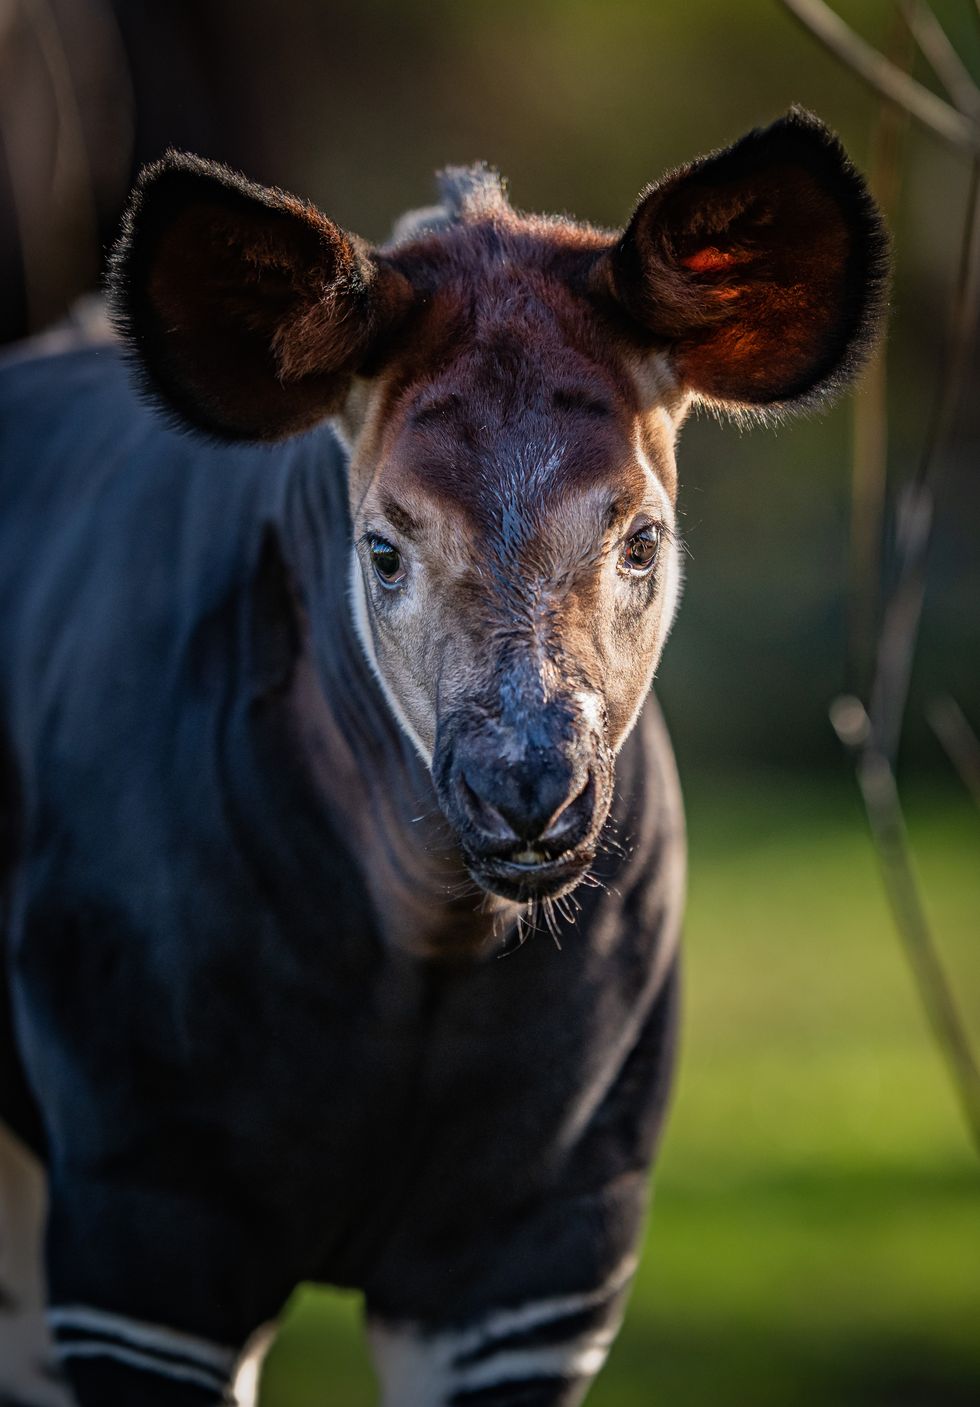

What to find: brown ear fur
left=599, top=108, right=889, bottom=411
left=108, top=153, right=413, bottom=441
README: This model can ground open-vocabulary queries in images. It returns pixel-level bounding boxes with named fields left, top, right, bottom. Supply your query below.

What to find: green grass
left=259, top=774, right=980, bottom=1405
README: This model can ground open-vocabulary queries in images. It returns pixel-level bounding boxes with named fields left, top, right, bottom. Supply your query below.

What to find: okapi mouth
left=460, top=770, right=609, bottom=900
left=465, top=845, right=597, bottom=903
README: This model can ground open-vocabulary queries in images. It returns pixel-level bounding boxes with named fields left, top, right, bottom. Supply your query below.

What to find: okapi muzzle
left=434, top=664, right=614, bottom=901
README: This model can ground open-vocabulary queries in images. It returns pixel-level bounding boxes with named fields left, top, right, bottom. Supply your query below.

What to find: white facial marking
left=632, top=431, right=674, bottom=522
left=659, top=527, right=684, bottom=650
left=574, top=689, right=603, bottom=734
left=348, top=547, right=433, bottom=768
left=633, top=430, right=683, bottom=638
left=605, top=430, right=683, bottom=755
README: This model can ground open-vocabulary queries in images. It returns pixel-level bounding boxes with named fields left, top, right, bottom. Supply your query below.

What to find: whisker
left=598, top=834, right=627, bottom=860
left=541, top=895, right=563, bottom=950
left=579, top=872, right=609, bottom=893
left=497, top=905, right=532, bottom=957
left=444, top=878, right=482, bottom=900
left=554, top=893, right=577, bottom=926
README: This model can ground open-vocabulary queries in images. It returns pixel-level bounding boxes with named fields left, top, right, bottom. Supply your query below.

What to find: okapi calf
left=0, top=109, right=886, bottom=1407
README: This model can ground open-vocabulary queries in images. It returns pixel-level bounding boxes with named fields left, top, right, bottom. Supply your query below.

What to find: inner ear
left=598, top=109, right=889, bottom=410
left=109, top=153, right=413, bottom=441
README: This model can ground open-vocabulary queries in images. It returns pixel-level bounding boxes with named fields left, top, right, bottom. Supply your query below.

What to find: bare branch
left=780, top=0, right=980, bottom=155
left=831, top=696, right=980, bottom=1157
left=847, top=13, right=913, bottom=697
left=899, top=0, right=980, bottom=120
left=928, top=696, right=980, bottom=811
left=869, top=158, right=980, bottom=763
left=810, top=7, right=980, bottom=1158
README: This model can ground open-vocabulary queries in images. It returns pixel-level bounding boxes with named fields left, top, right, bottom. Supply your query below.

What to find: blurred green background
left=2, top=1, right=977, bottom=1402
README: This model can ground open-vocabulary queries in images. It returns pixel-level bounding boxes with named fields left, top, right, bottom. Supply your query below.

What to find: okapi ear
left=599, top=109, right=889, bottom=411
left=108, top=152, right=414, bottom=441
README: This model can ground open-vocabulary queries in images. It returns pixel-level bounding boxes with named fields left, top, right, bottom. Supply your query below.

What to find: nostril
left=541, top=771, right=594, bottom=843
left=454, top=762, right=596, bottom=850
left=458, top=772, right=520, bottom=844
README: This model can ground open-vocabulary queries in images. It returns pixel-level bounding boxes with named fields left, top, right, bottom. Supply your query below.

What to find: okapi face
left=111, top=109, right=887, bottom=902
left=340, top=218, right=688, bottom=903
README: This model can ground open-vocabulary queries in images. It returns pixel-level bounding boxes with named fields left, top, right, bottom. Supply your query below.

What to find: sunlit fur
left=109, top=111, right=888, bottom=908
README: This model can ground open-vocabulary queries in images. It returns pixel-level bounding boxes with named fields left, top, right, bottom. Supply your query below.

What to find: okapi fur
left=0, top=110, right=887, bottom=1406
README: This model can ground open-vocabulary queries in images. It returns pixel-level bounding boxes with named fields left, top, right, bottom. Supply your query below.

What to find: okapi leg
left=366, top=1258, right=634, bottom=1407
left=230, top=1323, right=279, bottom=1407
left=41, top=1176, right=293, bottom=1407
left=0, top=1123, right=70, bottom=1407
left=45, top=1304, right=241, bottom=1406
left=363, top=962, right=678, bottom=1407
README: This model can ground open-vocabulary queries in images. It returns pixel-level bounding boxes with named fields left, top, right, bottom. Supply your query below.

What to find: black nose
left=458, top=761, right=594, bottom=848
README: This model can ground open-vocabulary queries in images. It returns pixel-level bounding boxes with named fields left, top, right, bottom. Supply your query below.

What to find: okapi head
left=110, top=109, right=887, bottom=903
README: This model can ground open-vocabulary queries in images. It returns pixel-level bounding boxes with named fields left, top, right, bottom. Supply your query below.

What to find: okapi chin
left=0, top=109, right=886, bottom=1407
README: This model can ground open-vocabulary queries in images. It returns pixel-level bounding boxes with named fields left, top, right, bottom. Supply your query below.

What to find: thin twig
left=869, top=158, right=980, bottom=764
left=831, top=697, right=980, bottom=1157
left=801, top=4, right=980, bottom=1158
left=847, top=12, right=912, bottom=698
left=780, top=0, right=980, bottom=155
left=928, top=696, right=980, bottom=811
left=899, top=0, right=980, bottom=120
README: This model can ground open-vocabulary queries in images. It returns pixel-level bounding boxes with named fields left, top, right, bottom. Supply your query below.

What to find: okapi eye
left=369, top=536, right=405, bottom=588
left=618, top=525, right=662, bottom=579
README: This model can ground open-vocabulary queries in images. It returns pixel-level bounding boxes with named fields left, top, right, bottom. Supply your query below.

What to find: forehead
left=365, top=218, right=675, bottom=531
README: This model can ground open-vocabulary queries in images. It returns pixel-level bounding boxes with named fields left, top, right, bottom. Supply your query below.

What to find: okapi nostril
left=459, top=773, right=520, bottom=843
left=541, top=772, right=594, bottom=841
left=459, top=762, right=595, bottom=848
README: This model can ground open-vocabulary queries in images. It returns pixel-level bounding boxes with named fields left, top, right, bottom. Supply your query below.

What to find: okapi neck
left=242, top=438, right=521, bottom=962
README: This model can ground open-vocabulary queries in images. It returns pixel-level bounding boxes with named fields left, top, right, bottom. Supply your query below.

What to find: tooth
left=513, top=849, right=546, bottom=864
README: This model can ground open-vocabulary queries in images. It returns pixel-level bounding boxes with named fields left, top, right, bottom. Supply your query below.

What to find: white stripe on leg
left=231, top=1322, right=278, bottom=1407
left=46, top=1306, right=237, bottom=1374
left=367, top=1256, right=635, bottom=1407
left=53, top=1341, right=229, bottom=1394
left=47, top=1305, right=238, bottom=1397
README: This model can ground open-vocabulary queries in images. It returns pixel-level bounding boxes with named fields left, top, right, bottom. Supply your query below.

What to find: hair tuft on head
left=436, top=163, right=510, bottom=221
